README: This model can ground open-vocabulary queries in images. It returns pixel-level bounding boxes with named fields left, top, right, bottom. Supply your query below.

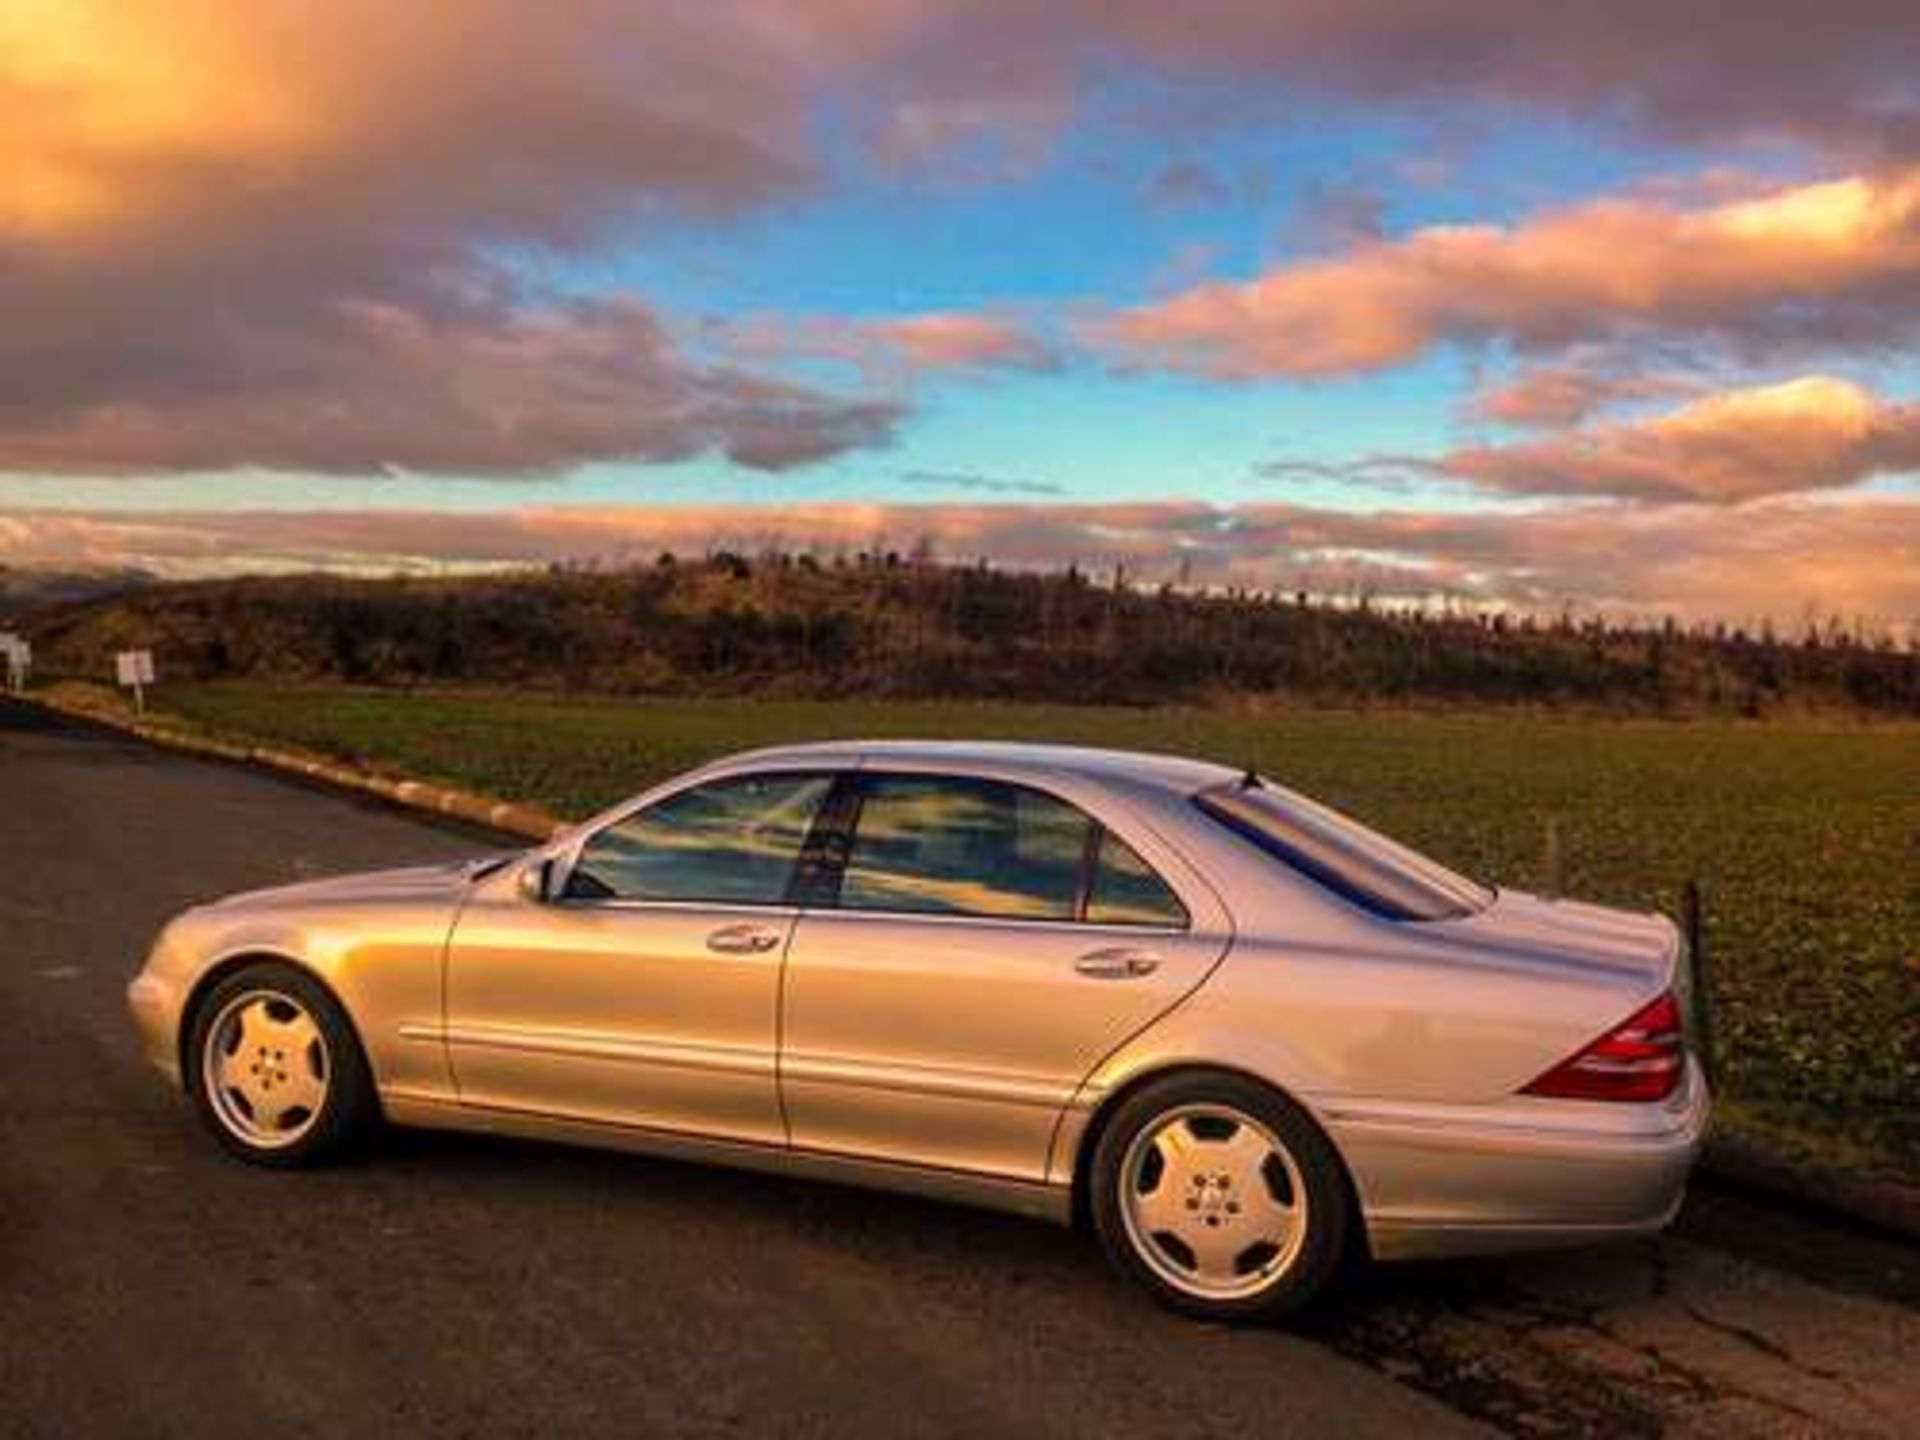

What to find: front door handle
left=1074, top=947, right=1161, bottom=979
left=706, top=922, right=782, bottom=955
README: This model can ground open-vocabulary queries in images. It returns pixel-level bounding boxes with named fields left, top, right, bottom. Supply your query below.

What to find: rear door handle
left=706, top=923, right=783, bottom=955
left=1074, top=947, right=1161, bottom=979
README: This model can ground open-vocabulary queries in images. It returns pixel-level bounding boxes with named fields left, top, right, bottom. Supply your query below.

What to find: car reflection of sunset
left=838, top=866, right=1072, bottom=920
left=839, top=778, right=1090, bottom=918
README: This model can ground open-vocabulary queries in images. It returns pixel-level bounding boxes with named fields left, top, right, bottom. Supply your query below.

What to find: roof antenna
left=1239, top=764, right=1262, bottom=790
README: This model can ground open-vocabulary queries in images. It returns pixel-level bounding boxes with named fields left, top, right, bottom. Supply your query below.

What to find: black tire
left=185, top=960, right=377, bottom=1167
left=1089, top=1070, right=1350, bottom=1323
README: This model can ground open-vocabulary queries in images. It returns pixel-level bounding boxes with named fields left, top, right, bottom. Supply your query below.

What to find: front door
left=780, top=771, right=1230, bottom=1181
left=443, top=769, right=837, bottom=1145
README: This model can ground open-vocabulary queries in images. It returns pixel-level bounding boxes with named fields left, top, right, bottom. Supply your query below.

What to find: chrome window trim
left=542, top=758, right=1202, bottom=933
left=549, top=897, right=807, bottom=918
left=786, top=903, right=1189, bottom=940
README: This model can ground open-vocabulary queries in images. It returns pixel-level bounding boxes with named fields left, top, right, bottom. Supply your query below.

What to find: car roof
left=716, top=738, right=1240, bottom=796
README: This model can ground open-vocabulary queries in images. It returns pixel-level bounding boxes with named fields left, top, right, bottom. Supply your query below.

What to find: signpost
left=115, top=648, right=155, bottom=714
left=0, top=632, right=27, bottom=694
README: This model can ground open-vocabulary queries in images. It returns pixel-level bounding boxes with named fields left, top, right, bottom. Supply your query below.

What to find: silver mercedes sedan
left=128, top=741, right=1708, bottom=1321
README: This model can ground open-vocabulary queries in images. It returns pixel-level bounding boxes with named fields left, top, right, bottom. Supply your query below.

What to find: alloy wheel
left=1117, top=1102, right=1309, bottom=1300
left=200, top=989, right=331, bottom=1149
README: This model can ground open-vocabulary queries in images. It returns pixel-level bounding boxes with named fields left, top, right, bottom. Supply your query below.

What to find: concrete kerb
left=30, top=691, right=562, bottom=843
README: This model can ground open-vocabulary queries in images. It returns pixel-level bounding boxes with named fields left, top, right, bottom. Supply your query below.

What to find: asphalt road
left=2, top=699, right=1914, bottom=1439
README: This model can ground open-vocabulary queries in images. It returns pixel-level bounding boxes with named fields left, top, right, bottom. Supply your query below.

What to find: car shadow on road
left=368, top=1122, right=1087, bottom=1269
left=356, top=1123, right=1919, bottom=1439
left=366, top=1120, right=1915, bottom=1307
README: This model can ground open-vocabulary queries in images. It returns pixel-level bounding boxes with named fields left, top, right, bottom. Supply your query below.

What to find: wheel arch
left=176, top=949, right=374, bottom=1099
left=1068, top=1061, right=1371, bottom=1259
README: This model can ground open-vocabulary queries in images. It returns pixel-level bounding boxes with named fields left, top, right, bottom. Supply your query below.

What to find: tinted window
left=567, top=772, right=832, bottom=905
left=1086, top=830, right=1188, bottom=928
left=838, top=775, right=1090, bottom=920
left=1196, top=781, right=1491, bottom=921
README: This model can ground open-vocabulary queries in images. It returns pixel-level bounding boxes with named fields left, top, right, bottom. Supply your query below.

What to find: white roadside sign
left=115, top=647, right=156, bottom=711
left=0, top=632, right=28, bottom=692
left=115, top=649, right=156, bottom=686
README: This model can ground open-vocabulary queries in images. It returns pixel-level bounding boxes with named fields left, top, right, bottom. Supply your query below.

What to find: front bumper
left=1325, top=1057, right=1710, bottom=1260
left=127, top=970, right=184, bottom=1088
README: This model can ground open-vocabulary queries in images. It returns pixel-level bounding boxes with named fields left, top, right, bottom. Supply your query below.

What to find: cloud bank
left=6, top=497, right=1913, bottom=630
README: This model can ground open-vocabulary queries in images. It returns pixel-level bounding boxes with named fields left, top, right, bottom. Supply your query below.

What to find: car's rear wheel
left=187, top=961, right=374, bottom=1166
left=1090, top=1071, right=1349, bottom=1322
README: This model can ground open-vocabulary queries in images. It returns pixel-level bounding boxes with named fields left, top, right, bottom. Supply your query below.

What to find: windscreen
left=1195, top=781, right=1493, bottom=922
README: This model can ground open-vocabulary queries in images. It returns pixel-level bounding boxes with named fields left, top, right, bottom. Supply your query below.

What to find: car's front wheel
left=1089, top=1071, right=1350, bottom=1322
left=186, top=961, right=375, bottom=1166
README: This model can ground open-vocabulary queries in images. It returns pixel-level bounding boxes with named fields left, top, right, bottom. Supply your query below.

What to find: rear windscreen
left=1194, top=782, right=1493, bottom=922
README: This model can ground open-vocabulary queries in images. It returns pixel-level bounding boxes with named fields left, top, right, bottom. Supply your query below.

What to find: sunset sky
left=3, top=1, right=1917, bottom=626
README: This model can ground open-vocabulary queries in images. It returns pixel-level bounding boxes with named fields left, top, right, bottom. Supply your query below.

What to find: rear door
left=779, top=770, right=1231, bottom=1182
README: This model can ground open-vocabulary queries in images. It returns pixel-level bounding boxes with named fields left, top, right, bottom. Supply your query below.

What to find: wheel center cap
left=1189, top=1173, right=1234, bottom=1216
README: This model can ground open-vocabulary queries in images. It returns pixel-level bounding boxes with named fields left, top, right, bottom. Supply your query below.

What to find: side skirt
left=382, top=1094, right=1074, bottom=1226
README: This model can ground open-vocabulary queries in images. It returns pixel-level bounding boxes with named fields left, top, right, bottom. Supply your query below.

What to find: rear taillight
left=1522, top=990, right=1686, bottom=1103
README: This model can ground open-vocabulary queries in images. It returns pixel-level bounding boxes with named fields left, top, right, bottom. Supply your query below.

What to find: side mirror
left=517, top=857, right=555, bottom=903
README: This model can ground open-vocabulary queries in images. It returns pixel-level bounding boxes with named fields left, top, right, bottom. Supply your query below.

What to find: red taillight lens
left=1522, top=991, right=1686, bottom=1103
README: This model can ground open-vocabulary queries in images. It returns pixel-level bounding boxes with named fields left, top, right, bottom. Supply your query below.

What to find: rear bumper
left=1324, top=1057, right=1710, bottom=1261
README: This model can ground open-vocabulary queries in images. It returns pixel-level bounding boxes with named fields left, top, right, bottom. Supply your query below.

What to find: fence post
left=1682, top=878, right=1717, bottom=1085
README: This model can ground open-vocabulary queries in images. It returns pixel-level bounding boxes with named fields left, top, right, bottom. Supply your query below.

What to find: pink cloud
left=1438, top=377, right=1920, bottom=502
left=1467, top=365, right=1699, bottom=428
left=713, top=309, right=1056, bottom=384
left=865, top=313, right=1056, bottom=370
left=1096, top=171, right=1920, bottom=378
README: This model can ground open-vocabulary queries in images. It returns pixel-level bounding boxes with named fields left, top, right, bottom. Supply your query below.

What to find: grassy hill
left=0, top=565, right=152, bottom=623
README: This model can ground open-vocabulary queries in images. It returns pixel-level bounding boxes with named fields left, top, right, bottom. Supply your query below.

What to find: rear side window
left=1195, top=782, right=1491, bottom=922
left=830, top=773, right=1188, bottom=928
left=1086, top=830, right=1188, bottom=928
left=838, top=775, right=1088, bottom=920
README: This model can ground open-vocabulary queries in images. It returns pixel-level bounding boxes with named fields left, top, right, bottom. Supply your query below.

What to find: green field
left=153, top=682, right=1919, bottom=1168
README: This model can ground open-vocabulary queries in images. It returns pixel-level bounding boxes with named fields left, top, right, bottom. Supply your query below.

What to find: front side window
left=565, top=772, right=833, bottom=905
